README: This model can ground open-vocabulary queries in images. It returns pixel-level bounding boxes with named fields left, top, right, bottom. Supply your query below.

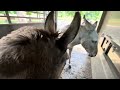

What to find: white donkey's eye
left=92, top=40, right=97, bottom=43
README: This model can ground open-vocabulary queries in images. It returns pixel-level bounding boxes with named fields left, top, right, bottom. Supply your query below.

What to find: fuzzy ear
left=57, top=12, right=81, bottom=49
left=44, top=11, right=56, bottom=33
left=83, top=15, right=89, bottom=24
left=93, top=21, right=98, bottom=28
left=83, top=15, right=86, bottom=20
left=83, top=15, right=94, bottom=30
left=83, top=15, right=91, bottom=27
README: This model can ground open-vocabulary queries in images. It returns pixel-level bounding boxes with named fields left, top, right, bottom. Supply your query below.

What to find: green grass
left=58, top=11, right=103, bottom=21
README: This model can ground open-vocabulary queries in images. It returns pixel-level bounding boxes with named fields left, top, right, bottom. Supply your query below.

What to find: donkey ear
left=93, top=21, right=98, bottom=28
left=83, top=15, right=93, bottom=30
left=44, top=11, right=56, bottom=33
left=83, top=15, right=91, bottom=25
left=57, top=12, right=81, bottom=49
left=83, top=15, right=86, bottom=20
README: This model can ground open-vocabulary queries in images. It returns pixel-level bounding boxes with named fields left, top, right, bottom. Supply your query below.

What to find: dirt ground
left=60, top=45, right=92, bottom=79
left=57, top=20, right=92, bottom=79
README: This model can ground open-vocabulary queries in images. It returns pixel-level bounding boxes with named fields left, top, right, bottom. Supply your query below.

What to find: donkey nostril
left=93, top=53, right=97, bottom=56
left=88, top=54, right=94, bottom=57
left=89, top=54, right=92, bottom=57
left=91, top=55, right=93, bottom=57
left=92, top=54, right=97, bottom=57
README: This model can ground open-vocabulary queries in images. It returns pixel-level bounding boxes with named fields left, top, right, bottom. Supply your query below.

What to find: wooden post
left=54, top=11, right=57, bottom=24
left=54, top=11, right=58, bottom=31
left=37, top=11, right=38, bottom=18
left=97, top=11, right=107, bottom=34
left=5, top=11, right=12, bottom=24
left=43, top=11, right=46, bottom=23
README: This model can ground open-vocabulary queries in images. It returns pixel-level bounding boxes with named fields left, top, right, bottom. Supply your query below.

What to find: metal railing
left=0, top=11, right=50, bottom=24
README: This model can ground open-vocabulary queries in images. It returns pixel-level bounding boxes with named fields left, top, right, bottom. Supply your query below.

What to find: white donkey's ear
left=83, top=15, right=91, bottom=25
left=83, top=15, right=86, bottom=20
left=93, top=21, right=98, bottom=28
left=83, top=15, right=97, bottom=31
left=44, top=11, right=56, bottom=33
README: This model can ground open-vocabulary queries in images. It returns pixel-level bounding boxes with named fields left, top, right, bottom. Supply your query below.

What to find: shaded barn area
left=0, top=11, right=120, bottom=79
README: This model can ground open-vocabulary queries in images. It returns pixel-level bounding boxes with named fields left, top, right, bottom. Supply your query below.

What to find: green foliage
left=58, top=11, right=103, bottom=22
left=0, top=11, right=103, bottom=24
left=0, top=11, right=5, bottom=14
left=26, top=12, right=32, bottom=15
left=0, top=11, right=17, bottom=15
left=9, top=11, right=16, bottom=14
left=80, top=11, right=103, bottom=21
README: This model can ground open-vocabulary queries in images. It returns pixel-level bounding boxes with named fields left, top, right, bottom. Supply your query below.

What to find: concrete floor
left=60, top=45, right=92, bottom=79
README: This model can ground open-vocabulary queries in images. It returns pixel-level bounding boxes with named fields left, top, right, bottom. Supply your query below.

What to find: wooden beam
left=97, top=11, right=107, bottom=33
left=43, top=11, right=46, bottom=23
left=54, top=11, right=58, bottom=31
left=25, top=11, right=44, bottom=14
left=0, top=15, right=44, bottom=19
left=55, top=11, right=57, bottom=23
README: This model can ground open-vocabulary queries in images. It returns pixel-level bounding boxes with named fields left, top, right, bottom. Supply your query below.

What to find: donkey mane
left=0, top=27, right=60, bottom=78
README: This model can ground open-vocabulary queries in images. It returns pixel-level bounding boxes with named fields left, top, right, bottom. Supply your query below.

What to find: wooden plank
left=43, top=11, right=46, bottom=23
left=99, top=34, right=120, bottom=75
left=25, top=11, right=44, bottom=14
left=98, top=36, right=120, bottom=78
left=97, top=11, right=107, bottom=33
left=99, top=35, right=114, bottom=54
left=0, top=16, right=44, bottom=19
left=108, top=45, right=120, bottom=74
left=30, top=11, right=43, bottom=14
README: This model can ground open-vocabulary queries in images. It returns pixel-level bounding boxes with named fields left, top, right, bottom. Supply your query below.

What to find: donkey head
left=42, top=11, right=81, bottom=78
left=81, top=15, right=98, bottom=57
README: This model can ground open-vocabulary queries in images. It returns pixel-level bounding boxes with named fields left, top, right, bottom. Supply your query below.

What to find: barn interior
left=0, top=11, right=120, bottom=79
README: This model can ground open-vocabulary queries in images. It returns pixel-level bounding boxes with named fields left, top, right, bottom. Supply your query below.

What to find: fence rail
left=0, top=15, right=44, bottom=19
left=0, top=11, right=50, bottom=24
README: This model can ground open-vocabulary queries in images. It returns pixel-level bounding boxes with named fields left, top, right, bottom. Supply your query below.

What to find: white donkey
left=60, top=15, right=98, bottom=68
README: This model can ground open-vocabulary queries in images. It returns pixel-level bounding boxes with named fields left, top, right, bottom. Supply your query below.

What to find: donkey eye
left=92, top=40, right=97, bottom=43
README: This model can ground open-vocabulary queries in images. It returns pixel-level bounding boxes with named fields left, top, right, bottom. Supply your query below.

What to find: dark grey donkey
left=0, top=11, right=81, bottom=79
left=60, top=15, right=98, bottom=68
